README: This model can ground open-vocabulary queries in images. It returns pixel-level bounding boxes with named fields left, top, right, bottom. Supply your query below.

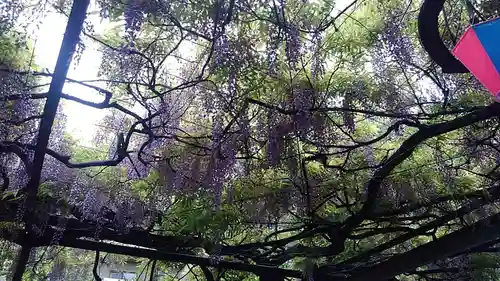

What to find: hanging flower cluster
left=292, top=86, right=314, bottom=136
left=0, top=0, right=23, bottom=30
left=265, top=84, right=319, bottom=167
left=285, top=23, right=301, bottom=69
left=67, top=175, right=153, bottom=235
left=0, top=70, right=39, bottom=191
left=47, top=260, right=66, bottom=281
left=380, top=13, right=414, bottom=62
left=207, top=115, right=238, bottom=208
left=124, top=0, right=146, bottom=46
left=267, top=109, right=282, bottom=167
left=267, top=25, right=281, bottom=76
left=123, top=152, right=151, bottom=179
left=42, top=109, right=74, bottom=188
left=50, top=217, right=67, bottom=245
left=311, top=31, right=325, bottom=81
left=100, top=46, right=145, bottom=83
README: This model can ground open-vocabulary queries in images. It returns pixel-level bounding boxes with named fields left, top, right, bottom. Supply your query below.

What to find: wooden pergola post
left=10, top=0, right=89, bottom=279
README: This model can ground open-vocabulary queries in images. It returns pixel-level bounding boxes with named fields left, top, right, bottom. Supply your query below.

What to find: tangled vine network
left=1, top=0, right=500, bottom=281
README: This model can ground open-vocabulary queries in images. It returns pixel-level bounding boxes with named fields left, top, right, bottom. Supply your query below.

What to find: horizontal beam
left=0, top=228, right=302, bottom=278
left=346, top=212, right=500, bottom=281
left=339, top=183, right=500, bottom=266
left=60, top=239, right=302, bottom=278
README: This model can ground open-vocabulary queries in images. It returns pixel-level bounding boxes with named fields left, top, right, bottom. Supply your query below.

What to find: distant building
left=99, top=260, right=163, bottom=281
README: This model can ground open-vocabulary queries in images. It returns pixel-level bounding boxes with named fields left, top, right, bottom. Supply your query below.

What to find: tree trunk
left=10, top=245, right=31, bottom=281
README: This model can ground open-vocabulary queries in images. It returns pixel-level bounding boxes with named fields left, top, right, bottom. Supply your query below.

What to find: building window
left=109, top=271, right=136, bottom=280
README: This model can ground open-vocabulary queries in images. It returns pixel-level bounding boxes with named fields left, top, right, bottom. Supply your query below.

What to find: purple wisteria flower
left=285, top=24, right=301, bottom=68
left=124, top=0, right=145, bottom=45
left=228, top=69, right=236, bottom=98
left=267, top=26, right=281, bottom=76
left=208, top=115, right=239, bottom=208
left=292, top=87, right=313, bottom=136
left=123, top=153, right=150, bottom=180
left=47, top=261, right=65, bottom=281
left=311, top=31, right=325, bottom=80
left=380, top=14, right=414, bottom=62
left=267, top=109, right=281, bottom=167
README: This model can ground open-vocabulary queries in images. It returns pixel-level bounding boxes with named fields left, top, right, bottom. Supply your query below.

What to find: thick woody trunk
left=10, top=245, right=30, bottom=281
